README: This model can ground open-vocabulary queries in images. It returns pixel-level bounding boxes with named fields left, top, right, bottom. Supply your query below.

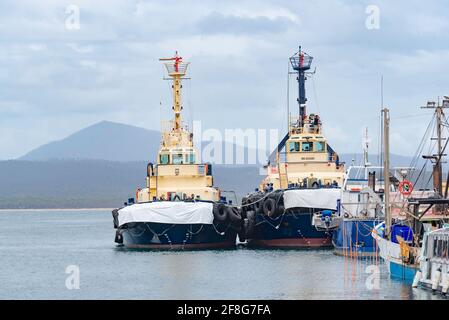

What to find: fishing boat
left=413, top=226, right=449, bottom=295
left=241, top=46, right=344, bottom=249
left=111, top=52, right=242, bottom=250
left=332, top=130, right=385, bottom=257
left=373, top=100, right=449, bottom=280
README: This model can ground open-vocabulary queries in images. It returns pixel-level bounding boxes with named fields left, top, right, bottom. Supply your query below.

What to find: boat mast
left=289, top=46, right=313, bottom=129
left=383, top=108, right=391, bottom=239
left=364, top=127, right=369, bottom=179
left=160, top=52, right=189, bottom=132
left=421, top=99, right=449, bottom=197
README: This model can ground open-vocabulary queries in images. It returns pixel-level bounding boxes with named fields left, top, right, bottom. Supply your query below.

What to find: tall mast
left=437, top=105, right=443, bottom=195
left=289, top=46, right=313, bottom=128
left=364, top=127, right=370, bottom=179
left=160, top=52, right=189, bottom=132
left=421, top=99, right=449, bottom=197
left=383, top=108, right=391, bottom=239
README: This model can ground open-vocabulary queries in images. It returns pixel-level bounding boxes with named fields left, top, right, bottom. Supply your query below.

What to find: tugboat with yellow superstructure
left=242, top=46, right=345, bottom=248
left=112, top=52, right=242, bottom=249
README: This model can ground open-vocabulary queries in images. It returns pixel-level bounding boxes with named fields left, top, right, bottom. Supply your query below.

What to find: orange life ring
left=399, top=180, right=413, bottom=196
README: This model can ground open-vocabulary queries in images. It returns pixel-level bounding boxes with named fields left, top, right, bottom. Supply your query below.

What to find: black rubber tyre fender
left=276, top=204, right=285, bottom=216
left=114, top=230, right=123, bottom=244
left=254, top=195, right=264, bottom=214
left=112, top=209, right=119, bottom=229
left=244, top=210, right=256, bottom=239
left=213, top=203, right=227, bottom=222
left=227, top=206, right=242, bottom=225
left=240, top=197, right=249, bottom=218
left=263, top=197, right=278, bottom=217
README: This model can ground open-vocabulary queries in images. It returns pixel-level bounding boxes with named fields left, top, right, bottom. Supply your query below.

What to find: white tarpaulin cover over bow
left=118, top=201, right=214, bottom=227
left=283, top=188, right=340, bottom=210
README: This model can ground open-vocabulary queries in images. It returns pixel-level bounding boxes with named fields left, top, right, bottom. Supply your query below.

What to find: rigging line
left=381, top=75, right=384, bottom=108
left=410, top=119, right=435, bottom=181
left=392, top=113, right=433, bottom=120
left=422, top=124, right=449, bottom=191
left=411, top=114, right=436, bottom=166
left=311, top=74, right=321, bottom=117
left=413, top=161, right=428, bottom=191
left=380, top=111, right=384, bottom=176
left=408, top=114, right=435, bottom=171
left=378, top=112, right=381, bottom=166
left=379, top=75, right=384, bottom=169
left=286, top=60, right=290, bottom=135
left=411, top=115, right=434, bottom=169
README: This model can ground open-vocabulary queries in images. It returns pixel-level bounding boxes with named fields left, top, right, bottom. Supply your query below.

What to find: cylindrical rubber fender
left=244, top=210, right=256, bottom=239
left=245, top=195, right=254, bottom=211
left=240, top=197, right=249, bottom=217
left=227, top=206, right=242, bottom=226
left=213, top=203, right=227, bottom=222
left=114, top=230, right=123, bottom=244
left=112, top=209, right=119, bottom=229
left=254, top=195, right=264, bottom=214
left=263, top=197, right=278, bottom=217
left=276, top=204, right=285, bottom=216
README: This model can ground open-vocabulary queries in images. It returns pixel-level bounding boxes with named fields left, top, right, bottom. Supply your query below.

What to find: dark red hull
left=247, top=237, right=332, bottom=249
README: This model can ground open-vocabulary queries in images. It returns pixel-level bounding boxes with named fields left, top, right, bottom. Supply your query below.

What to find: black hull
left=246, top=209, right=333, bottom=249
left=117, top=222, right=238, bottom=250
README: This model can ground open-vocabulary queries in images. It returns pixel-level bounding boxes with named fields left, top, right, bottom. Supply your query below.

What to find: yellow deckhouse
left=260, top=114, right=345, bottom=191
left=136, top=52, right=219, bottom=203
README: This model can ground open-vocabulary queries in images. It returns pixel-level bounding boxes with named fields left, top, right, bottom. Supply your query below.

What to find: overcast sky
left=1, top=0, right=448, bottom=160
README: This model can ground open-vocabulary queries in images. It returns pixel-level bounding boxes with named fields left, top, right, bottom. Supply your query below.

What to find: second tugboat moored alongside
left=241, top=46, right=345, bottom=249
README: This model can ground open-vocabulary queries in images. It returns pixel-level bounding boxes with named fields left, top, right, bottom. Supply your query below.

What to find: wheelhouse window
left=172, top=153, right=184, bottom=164
left=302, top=142, right=313, bottom=152
left=289, top=141, right=300, bottom=152
left=316, top=141, right=325, bottom=152
left=186, top=153, right=195, bottom=164
left=160, top=154, right=170, bottom=165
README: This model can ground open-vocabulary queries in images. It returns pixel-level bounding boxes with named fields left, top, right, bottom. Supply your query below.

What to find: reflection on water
left=0, top=210, right=446, bottom=300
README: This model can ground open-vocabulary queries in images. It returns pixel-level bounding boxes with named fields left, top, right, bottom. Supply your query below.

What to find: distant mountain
left=19, top=120, right=262, bottom=164
left=20, top=121, right=161, bottom=162
left=0, top=160, right=261, bottom=209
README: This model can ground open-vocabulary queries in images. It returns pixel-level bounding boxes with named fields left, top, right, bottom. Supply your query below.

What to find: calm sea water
left=0, top=209, right=444, bottom=300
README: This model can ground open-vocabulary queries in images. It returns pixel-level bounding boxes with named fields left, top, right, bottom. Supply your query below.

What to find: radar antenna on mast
left=159, top=52, right=190, bottom=132
left=289, top=46, right=313, bottom=129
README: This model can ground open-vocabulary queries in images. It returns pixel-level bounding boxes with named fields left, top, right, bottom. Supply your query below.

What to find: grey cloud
left=195, top=11, right=294, bottom=35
